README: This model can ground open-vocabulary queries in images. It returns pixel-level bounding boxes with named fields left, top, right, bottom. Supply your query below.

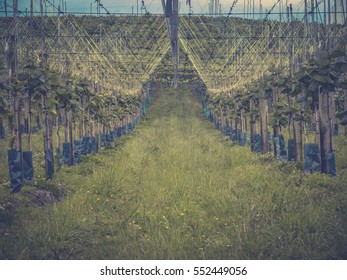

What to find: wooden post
left=318, top=87, right=333, bottom=174
left=26, top=90, right=33, bottom=151
left=292, top=117, right=303, bottom=162
left=42, top=94, right=48, bottom=152
left=272, top=89, right=279, bottom=157
left=57, top=108, right=61, bottom=149
left=259, top=96, right=269, bottom=153
left=330, top=92, right=336, bottom=138
left=241, top=108, right=246, bottom=132
left=11, top=0, right=23, bottom=175
left=64, top=105, right=69, bottom=143
left=69, top=110, right=74, bottom=165
left=250, top=98, right=256, bottom=152
left=15, top=95, right=22, bottom=154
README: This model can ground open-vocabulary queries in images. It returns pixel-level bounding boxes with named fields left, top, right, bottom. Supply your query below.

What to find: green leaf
left=276, top=101, right=286, bottom=107
left=336, top=110, right=347, bottom=119
left=49, top=107, right=58, bottom=117
left=314, top=58, right=330, bottom=67
left=27, top=77, right=36, bottom=87
left=277, top=78, right=286, bottom=86
left=17, top=73, right=29, bottom=81
left=293, top=114, right=302, bottom=121
left=49, top=97, right=59, bottom=105
left=289, top=107, right=299, bottom=115
left=310, top=72, right=333, bottom=84
left=32, top=69, right=44, bottom=78
left=38, top=76, right=46, bottom=83
left=318, top=51, right=329, bottom=59
left=50, top=77, right=59, bottom=86
left=307, top=80, right=319, bottom=92
left=38, top=85, right=47, bottom=93
left=294, top=70, right=308, bottom=81
left=330, top=49, right=346, bottom=59
left=332, top=62, right=344, bottom=72
left=318, top=66, right=330, bottom=75
left=56, top=87, right=65, bottom=95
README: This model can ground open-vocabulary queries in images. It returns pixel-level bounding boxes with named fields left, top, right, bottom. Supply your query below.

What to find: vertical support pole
left=318, top=88, right=333, bottom=174
left=327, top=0, right=331, bottom=51
left=303, top=0, right=308, bottom=59
left=4, top=0, right=7, bottom=17
left=259, top=91, right=269, bottom=154
left=168, top=0, right=179, bottom=88
left=163, top=0, right=179, bottom=88
left=12, top=0, right=22, bottom=159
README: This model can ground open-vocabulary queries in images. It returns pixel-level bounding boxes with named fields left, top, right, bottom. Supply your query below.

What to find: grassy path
left=1, top=86, right=347, bottom=259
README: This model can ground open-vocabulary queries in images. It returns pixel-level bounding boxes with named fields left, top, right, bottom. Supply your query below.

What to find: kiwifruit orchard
left=0, top=1, right=346, bottom=260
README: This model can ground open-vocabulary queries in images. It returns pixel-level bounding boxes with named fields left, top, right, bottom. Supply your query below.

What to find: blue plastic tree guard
left=307, top=122, right=317, bottom=132
left=23, top=151, right=34, bottom=181
left=230, top=129, right=237, bottom=142
left=253, top=134, right=262, bottom=153
left=304, top=143, right=321, bottom=173
left=62, top=142, right=71, bottom=165
left=116, top=127, right=122, bottom=137
left=287, top=139, right=295, bottom=161
left=0, top=124, right=5, bottom=139
left=81, top=136, right=90, bottom=155
left=100, top=134, right=105, bottom=146
left=73, top=140, right=82, bottom=164
left=273, top=136, right=287, bottom=161
left=277, top=135, right=287, bottom=160
left=121, top=126, right=127, bottom=136
left=223, top=126, right=230, bottom=136
left=268, top=132, right=272, bottom=152
left=146, top=91, right=151, bottom=104
left=114, top=129, right=118, bottom=138
left=105, top=134, right=111, bottom=147
left=8, top=149, right=22, bottom=193
left=327, top=152, right=337, bottom=177
left=45, top=148, right=54, bottom=180
left=239, top=132, right=247, bottom=146
left=90, top=137, right=97, bottom=154
left=273, top=137, right=281, bottom=159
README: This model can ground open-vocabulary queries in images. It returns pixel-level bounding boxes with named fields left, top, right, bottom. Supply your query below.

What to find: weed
left=0, top=86, right=346, bottom=259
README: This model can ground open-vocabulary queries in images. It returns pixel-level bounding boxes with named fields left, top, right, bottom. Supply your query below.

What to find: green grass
left=0, top=86, right=347, bottom=259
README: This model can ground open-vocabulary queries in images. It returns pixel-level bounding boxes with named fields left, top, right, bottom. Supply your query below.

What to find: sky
left=9, top=0, right=304, bottom=15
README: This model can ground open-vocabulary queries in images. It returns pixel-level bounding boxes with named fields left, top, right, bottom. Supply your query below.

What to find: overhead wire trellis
left=0, top=0, right=346, bottom=95
left=0, top=2, right=170, bottom=97
left=178, top=0, right=346, bottom=94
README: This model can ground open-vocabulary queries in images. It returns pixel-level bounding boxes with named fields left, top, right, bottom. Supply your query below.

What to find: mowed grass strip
left=1, top=86, right=346, bottom=259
